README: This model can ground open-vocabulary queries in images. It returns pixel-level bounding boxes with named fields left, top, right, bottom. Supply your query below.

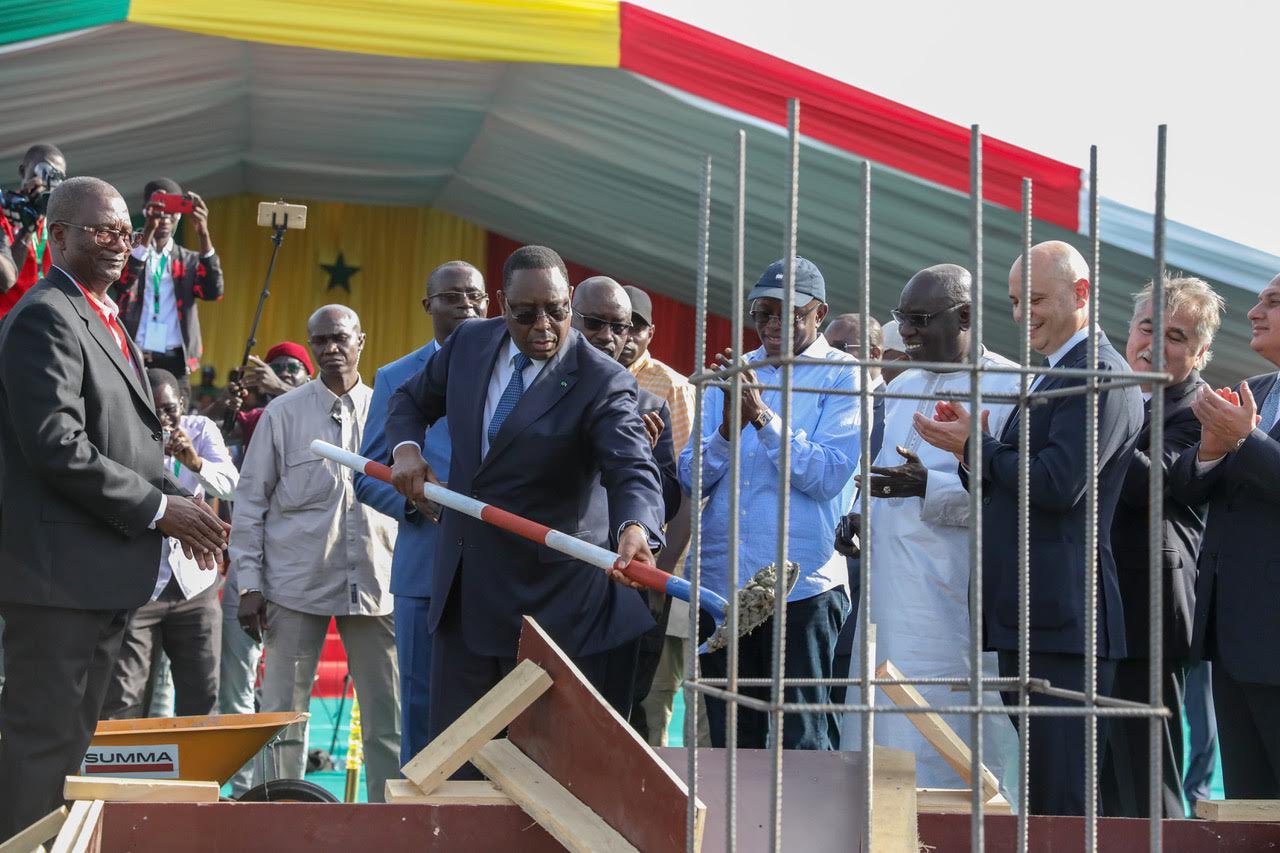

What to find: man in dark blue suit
left=354, top=260, right=487, bottom=765
left=915, top=240, right=1144, bottom=815
left=387, top=245, right=664, bottom=745
left=1102, top=277, right=1221, bottom=818
left=1169, top=271, right=1280, bottom=799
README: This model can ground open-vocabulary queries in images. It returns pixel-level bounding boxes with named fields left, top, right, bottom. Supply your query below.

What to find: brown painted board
left=64, top=776, right=219, bottom=803
left=508, top=616, right=704, bottom=852
left=384, top=779, right=513, bottom=805
left=472, top=739, right=638, bottom=853
left=655, top=747, right=914, bottom=853
left=876, top=659, right=1001, bottom=801
left=402, top=658, right=551, bottom=795
left=1195, top=799, right=1280, bottom=822
left=0, top=806, right=68, bottom=853
left=98, top=802, right=567, bottom=852
left=918, top=813, right=1280, bottom=851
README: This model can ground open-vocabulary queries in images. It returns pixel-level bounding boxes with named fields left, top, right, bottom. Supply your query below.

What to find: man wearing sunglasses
left=0, top=177, right=229, bottom=837
left=387, top=245, right=664, bottom=755
left=914, top=241, right=1143, bottom=815
left=681, top=256, right=861, bottom=751
left=113, top=178, right=224, bottom=398
left=355, top=260, right=487, bottom=765
left=834, top=265, right=1020, bottom=791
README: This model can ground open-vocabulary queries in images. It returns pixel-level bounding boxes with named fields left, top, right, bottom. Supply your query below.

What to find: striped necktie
left=488, top=351, right=532, bottom=445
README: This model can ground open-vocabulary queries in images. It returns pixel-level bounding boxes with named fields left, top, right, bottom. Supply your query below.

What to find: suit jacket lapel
left=1254, top=371, right=1280, bottom=438
left=466, top=323, right=511, bottom=468
left=52, top=270, right=154, bottom=412
left=480, top=335, right=580, bottom=470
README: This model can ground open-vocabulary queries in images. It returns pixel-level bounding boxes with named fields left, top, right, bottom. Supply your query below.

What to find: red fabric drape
left=485, top=233, right=749, bottom=376
left=619, top=3, right=1082, bottom=231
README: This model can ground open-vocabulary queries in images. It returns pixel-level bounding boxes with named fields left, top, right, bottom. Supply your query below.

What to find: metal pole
left=1017, top=176, right=1033, bottom=853
left=967, top=124, right=987, bottom=852
left=768, top=97, right=799, bottom=853
left=725, top=129, right=747, bottom=853
left=1084, top=144, right=1101, bottom=853
left=1147, top=125, right=1168, bottom=850
left=685, top=154, right=712, bottom=852
left=857, top=158, right=875, bottom=853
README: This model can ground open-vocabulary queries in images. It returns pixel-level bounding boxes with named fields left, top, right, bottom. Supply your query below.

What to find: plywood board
left=471, top=740, right=637, bottom=853
left=509, top=616, right=704, bottom=852
left=1195, top=799, right=1280, bottom=822
left=871, top=746, right=919, bottom=852
left=402, top=658, right=550, bottom=795
left=875, top=659, right=1000, bottom=801
left=63, top=777, right=218, bottom=804
left=0, top=807, right=68, bottom=853
left=384, top=779, right=512, bottom=805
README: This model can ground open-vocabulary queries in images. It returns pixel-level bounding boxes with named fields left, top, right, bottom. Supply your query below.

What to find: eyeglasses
left=891, top=303, right=965, bottom=329
left=270, top=360, right=309, bottom=376
left=580, top=315, right=633, bottom=336
left=429, top=289, right=488, bottom=306
left=308, top=333, right=357, bottom=348
left=507, top=303, right=571, bottom=325
left=55, top=221, right=134, bottom=248
left=749, top=300, right=821, bottom=327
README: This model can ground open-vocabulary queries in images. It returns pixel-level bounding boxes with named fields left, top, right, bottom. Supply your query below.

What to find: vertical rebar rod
left=768, top=97, right=799, bottom=853
left=1147, top=125, right=1168, bottom=851
left=725, top=129, right=747, bottom=853
left=685, top=154, right=712, bottom=853
left=967, top=124, right=987, bottom=853
left=857, top=158, right=875, bottom=853
left=1084, top=143, right=1102, bottom=853
left=1016, top=176, right=1033, bottom=853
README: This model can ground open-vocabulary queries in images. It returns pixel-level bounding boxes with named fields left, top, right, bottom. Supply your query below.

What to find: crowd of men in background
left=0, top=144, right=1279, bottom=837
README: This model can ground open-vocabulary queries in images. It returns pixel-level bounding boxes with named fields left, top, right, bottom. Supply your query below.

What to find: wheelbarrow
left=87, top=712, right=337, bottom=802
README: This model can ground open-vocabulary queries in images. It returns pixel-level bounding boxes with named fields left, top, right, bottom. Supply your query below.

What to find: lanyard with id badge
left=143, top=251, right=170, bottom=353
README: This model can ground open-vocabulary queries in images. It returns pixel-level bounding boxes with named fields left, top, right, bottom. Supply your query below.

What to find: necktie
left=1259, top=377, right=1280, bottom=433
left=488, top=352, right=532, bottom=445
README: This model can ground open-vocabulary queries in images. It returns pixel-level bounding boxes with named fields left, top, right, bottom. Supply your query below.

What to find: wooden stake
left=63, top=776, right=219, bottom=803
left=1194, top=799, right=1280, bottom=822
left=0, top=807, right=68, bottom=853
left=384, top=779, right=513, bottom=806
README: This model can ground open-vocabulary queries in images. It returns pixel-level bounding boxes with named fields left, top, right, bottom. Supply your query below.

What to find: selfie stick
left=222, top=211, right=292, bottom=434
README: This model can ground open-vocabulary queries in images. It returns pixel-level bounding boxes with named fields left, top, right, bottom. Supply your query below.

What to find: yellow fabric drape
left=186, top=195, right=487, bottom=383
left=128, top=0, right=621, bottom=67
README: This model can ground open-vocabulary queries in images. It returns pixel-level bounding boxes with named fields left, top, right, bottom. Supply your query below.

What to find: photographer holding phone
left=0, top=143, right=66, bottom=316
left=114, top=178, right=224, bottom=396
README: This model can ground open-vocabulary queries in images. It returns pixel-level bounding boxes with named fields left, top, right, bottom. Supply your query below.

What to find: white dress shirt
left=131, top=238, right=184, bottom=353
left=1034, top=326, right=1091, bottom=389
left=480, top=338, right=548, bottom=459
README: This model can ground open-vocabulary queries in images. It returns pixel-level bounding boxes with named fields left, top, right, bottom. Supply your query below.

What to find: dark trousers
left=1182, top=660, right=1218, bottom=804
left=629, top=590, right=671, bottom=742
left=1100, top=657, right=1186, bottom=817
left=0, top=603, right=128, bottom=839
left=997, top=650, right=1116, bottom=816
left=428, top=589, right=640, bottom=778
left=828, top=558, right=861, bottom=745
left=1212, top=665, right=1280, bottom=798
left=700, top=588, right=849, bottom=751
left=394, top=594, right=432, bottom=766
left=101, top=579, right=221, bottom=719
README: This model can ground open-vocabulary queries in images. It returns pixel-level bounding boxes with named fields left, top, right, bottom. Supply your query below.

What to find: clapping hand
left=1192, top=383, right=1261, bottom=461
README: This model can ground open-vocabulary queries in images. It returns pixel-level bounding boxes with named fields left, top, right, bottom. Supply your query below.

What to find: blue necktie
left=487, top=351, right=532, bottom=445
left=1260, top=378, right=1280, bottom=433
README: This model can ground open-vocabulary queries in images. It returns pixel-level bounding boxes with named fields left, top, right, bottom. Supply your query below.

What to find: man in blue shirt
left=354, top=260, right=487, bottom=764
left=679, top=257, right=860, bottom=750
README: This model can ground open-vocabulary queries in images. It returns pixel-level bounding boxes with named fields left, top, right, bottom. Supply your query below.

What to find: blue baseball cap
left=748, top=256, right=826, bottom=304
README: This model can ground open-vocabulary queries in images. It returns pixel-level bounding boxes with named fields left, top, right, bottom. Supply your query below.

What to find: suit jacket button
left=152, top=432, right=162, bottom=441
left=982, top=496, right=991, bottom=505
left=456, top=538, right=463, bottom=547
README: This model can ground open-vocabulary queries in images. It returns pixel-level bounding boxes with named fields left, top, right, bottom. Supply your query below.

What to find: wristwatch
left=751, top=408, right=774, bottom=431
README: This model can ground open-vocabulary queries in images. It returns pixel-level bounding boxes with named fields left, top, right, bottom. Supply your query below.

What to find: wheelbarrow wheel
left=236, top=779, right=340, bottom=803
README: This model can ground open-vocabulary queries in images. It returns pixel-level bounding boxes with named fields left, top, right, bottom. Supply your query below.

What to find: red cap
left=265, top=341, right=314, bottom=375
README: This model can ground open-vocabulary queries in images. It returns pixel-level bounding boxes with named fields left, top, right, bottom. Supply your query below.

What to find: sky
left=641, top=0, right=1279, bottom=256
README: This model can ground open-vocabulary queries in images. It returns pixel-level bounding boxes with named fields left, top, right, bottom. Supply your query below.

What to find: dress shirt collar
left=750, top=332, right=835, bottom=365
left=628, top=349, right=653, bottom=376
left=1043, top=326, right=1091, bottom=368
left=55, top=264, right=121, bottom=319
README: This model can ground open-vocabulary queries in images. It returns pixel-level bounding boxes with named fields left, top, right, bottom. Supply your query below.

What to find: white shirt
left=131, top=239, right=184, bottom=353
left=480, top=338, right=548, bottom=459
left=1033, top=326, right=1091, bottom=391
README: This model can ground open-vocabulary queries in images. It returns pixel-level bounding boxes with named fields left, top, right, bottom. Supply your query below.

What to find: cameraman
left=0, top=143, right=66, bottom=317
left=115, top=178, right=224, bottom=396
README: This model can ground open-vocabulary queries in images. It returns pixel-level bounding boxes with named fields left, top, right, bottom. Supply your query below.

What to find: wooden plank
left=402, top=658, right=551, bottom=795
left=1195, top=799, right=1280, bottom=822
left=509, top=617, right=704, bottom=852
left=472, top=739, right=638, bottom=853
left=47, top=801, right=92, bottom=853
left=871, top=746, right=919, bottom=852
left=65, top=801, right=102, bottom=853
left=0, top=807, right=68, bottom=853
left=917, top=788, right=1013, bottom=815
left=875, top=659, right=1000, bottom=801
left=384, top=779, right=513, bottom=805
left=63, top=776, right=219, bottom=803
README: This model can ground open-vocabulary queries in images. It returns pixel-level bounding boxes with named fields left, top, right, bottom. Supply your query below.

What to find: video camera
left=0, top=161, right=65, bottom=232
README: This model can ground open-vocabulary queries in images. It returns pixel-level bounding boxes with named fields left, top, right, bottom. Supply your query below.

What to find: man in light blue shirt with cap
left=679, top=256, right=860, bottom=750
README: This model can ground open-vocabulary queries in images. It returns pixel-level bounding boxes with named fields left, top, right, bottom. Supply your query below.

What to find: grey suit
left=0, top=269, right=169, bottom=837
